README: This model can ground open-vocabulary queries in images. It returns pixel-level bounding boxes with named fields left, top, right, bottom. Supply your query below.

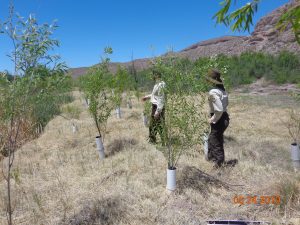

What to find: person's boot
left=213, top=163, right=222, bottom=169
left=224, top=159, right=238, bottom=167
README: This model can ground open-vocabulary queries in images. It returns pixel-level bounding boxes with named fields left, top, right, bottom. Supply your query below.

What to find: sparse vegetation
left=283, top=110, right=300, bottom=144
left=0, top=91, right=299, bottom=224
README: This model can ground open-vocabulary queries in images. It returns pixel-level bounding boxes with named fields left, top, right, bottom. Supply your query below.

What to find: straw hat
left=205, top=69, right=223, bottom=85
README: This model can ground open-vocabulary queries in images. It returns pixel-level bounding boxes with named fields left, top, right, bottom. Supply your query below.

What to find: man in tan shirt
left=142, top=70, right=166, bottom=144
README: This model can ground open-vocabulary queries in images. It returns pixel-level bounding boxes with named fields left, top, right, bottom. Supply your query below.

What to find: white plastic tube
left=166, top=168, right=176, bottom=191
left=83, top=98, right=89, bottom=108
left=127, top=99, right=132, bottom=109
left=142, top=113, right=148, bottom=127
left=116, top=107, right=121, bottom=119
left=95, top=136, right=105, bottom=159
left=72, top=124, right=77, bottom=133
left=291, top=143, right=300, bottom=169
left=291, top=143, right=300, bottom=160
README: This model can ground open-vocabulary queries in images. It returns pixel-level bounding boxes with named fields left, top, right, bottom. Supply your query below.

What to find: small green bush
left=62, top=105, right=81, bottom=120
left=150, top=56, right=207, bottom=169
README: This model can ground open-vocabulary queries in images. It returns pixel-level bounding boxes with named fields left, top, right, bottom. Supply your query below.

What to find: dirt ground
left=235, top=78, right=300, bottom=96
left=0, top=90, right=300, bottom=225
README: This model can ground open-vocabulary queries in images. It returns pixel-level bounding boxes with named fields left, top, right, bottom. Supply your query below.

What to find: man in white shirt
left=206, top=69, right=231, bottom=168
left=142, top=70, right=166, bottom=144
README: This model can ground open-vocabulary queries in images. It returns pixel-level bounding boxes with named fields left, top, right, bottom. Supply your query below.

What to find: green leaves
left=277, top=3, right=300, bottom=44
left=214, top=0, right=232, bottom=25
left=151, top=57, right=207, bottom=168
left=0, top=6, right=71, bottom=135
left=80, top=48, right=116, bottom=138
left=213, top=0, right=260, bottom=33
left=104, top=46, right=113, bottom=55
left=213, top=0, right=300, bottom=43
left=3, top=9, right=63, bottom=75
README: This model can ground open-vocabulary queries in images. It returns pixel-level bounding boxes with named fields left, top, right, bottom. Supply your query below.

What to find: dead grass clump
left=0, top=146, right=9, bottom=157
left=65, top=138, right=80, bottom=149
left=62, top=197, right=125, bottom=225
left=276, top=178, right=300, bottom=215
left=99, top=170, right=126, bottom=185
left=126, top=111, right=141, bottom=120
left=177, top=166, right=231, bottom=195
left=106, top=138, right=137, bottom=157
left=0, top=118, right=37, bottom=159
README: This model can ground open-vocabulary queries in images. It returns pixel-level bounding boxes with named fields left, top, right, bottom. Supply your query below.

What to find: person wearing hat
left=205, top=69, right=230, bottom=168
left=142, top=70, right=166, bottom=144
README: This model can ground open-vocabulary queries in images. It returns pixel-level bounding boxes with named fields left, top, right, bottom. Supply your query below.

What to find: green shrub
left=193, top=51, right=299, bottom=87
left=27, top=69, right=72, bottom=127
left=151, top=57, right=207, bottom=169
left=79, top=48, right=116, bottom=139
left=62, top=105, right=81, bottom=120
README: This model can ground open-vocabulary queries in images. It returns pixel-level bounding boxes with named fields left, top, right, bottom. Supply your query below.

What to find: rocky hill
left=69, top=1, right=300, bottom=78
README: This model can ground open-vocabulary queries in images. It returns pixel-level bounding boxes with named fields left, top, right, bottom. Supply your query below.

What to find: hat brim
left=205, top=76, right=223, bottom=85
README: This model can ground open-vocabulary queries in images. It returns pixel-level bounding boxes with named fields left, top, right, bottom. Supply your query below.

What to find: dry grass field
left=1, top=91, right=300, bottom=225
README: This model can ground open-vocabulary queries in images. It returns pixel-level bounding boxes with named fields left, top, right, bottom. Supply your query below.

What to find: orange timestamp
left=233, top=195, right=281, bottom=205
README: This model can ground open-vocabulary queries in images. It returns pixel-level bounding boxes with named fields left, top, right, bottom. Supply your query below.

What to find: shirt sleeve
left=209, top=92, right=223, bottom=112
left=155, top=82, right=166, bottom=113
left=209, top=91, right=223, bottom=123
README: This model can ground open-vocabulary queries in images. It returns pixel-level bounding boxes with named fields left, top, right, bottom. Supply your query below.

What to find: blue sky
left=0, top=0, right=289, bottom=72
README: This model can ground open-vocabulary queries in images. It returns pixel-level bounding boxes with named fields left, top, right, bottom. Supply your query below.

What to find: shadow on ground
left=177, top=166, right=231, bottom=195
left=224, top=135, right=236, bottom=143
left=106, top=138, right=137, bottom=157
left=61, top=197, right=125, bottom=225
left=228, top=139, right=292, bottom=170
left=257, top=141, right=292, bottom=170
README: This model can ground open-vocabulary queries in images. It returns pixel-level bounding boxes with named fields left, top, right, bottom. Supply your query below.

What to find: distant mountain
left=69, top=1, right=300, bottom=78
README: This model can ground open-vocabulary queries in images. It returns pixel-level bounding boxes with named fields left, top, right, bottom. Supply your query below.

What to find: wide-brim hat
left=205, top=69, right=223, bottom=85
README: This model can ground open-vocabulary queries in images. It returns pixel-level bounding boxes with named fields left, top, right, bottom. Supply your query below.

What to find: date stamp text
left=233, top=195, right=281, bottom=205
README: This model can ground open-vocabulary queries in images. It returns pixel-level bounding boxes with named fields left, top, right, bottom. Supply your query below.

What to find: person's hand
left=142, top=96, right=149, bottom=102
left=154, top=111, right=160, bottom=119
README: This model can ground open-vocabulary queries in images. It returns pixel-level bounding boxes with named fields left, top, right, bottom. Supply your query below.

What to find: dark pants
left=149, top=104, right=165, bottom=144
left=208, top=112, right=229, bottom=167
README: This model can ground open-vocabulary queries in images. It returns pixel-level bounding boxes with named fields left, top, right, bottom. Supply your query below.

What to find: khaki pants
left=208, top=112, right=229, bottom=167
